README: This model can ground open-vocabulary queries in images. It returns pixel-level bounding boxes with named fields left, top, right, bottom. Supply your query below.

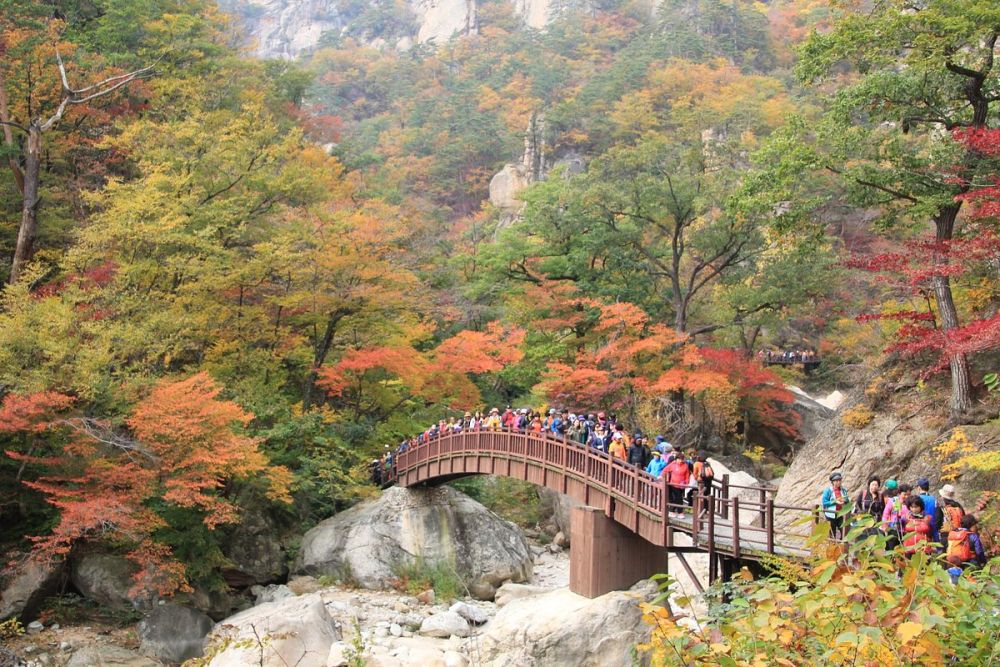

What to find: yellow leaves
left=897, top=621, right=924, bottom=645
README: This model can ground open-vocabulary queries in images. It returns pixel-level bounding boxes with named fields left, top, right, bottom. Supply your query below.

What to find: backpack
left=946, top=530, right=974, bottom=563
left=941, top=504, right=964, bottom=533
left=700, top=462, right=714, bottom=481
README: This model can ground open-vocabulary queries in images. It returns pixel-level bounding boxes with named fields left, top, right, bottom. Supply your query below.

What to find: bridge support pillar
left=569, top=506, right=665, bottom=598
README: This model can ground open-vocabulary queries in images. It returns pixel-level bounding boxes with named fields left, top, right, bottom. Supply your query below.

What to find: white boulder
left=205, top=593, right=340, bottom=667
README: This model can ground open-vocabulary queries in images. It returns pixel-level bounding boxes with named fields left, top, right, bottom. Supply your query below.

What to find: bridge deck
left=386, top=430, right=815, bottom=562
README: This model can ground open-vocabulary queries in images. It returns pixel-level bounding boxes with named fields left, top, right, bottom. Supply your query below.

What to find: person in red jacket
left=665, top=455, right=691, bottom=517
left=902, top=495, right=934, bottom=556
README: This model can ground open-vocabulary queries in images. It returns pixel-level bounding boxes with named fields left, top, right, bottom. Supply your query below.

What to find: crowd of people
left=368, top=407, right=991, bottom=579
left=370, top=406, right=715, bottom=517
left=821, top=473, right=987, bottom=573
left=759, top=349, right=819, bottom=364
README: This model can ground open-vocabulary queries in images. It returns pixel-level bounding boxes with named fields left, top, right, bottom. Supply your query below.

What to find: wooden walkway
left=386, top=430, right=816, bottom=567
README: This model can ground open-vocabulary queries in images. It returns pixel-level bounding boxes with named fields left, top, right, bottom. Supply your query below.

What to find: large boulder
left=70, top=553, right=137, bottom=609
left=0, top=558, right=63, bottom=621
left=221, top=510, right=287, bottom=586
left=419, top=610, right=471, bottom=638
left=295, top=486, right=532, bottom=600
left=138, top=603, right=213, bottom=663
left=478, top=581, right=656, bottom=666
left=489, top=164, right=530, bottom=211
left=204, top=592, right=340, bottom=667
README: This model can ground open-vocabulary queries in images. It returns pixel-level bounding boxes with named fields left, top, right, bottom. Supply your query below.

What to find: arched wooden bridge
left=386, top=429, right=817, bottom=596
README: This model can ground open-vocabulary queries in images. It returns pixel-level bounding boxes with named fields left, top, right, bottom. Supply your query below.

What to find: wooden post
left=721, top=474, right=730, bottom=520
left=766, top=498, right=775, bottom=554
left=632, top=466, right=640, bottom=532
left=732, top=497, right=741, bottom=559
left=758, top=487, right=766, bottom=526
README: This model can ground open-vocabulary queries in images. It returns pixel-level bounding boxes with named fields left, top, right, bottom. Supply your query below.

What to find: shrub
left=841, top=405, right=875, bottom=429
left=392, top=558, right=464, bottom=600
left=637, top=519, right=1000, bottom=665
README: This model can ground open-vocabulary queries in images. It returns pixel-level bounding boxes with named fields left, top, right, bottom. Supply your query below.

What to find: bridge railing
left=386, top=428, right=817, bottom=558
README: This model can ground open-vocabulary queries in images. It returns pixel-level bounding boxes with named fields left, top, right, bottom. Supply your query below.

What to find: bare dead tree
left=3, top=49, right=153, bottom=284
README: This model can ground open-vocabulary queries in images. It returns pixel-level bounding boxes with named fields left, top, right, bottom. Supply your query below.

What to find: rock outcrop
left=138, top=603, right=214, bottom=663
left=488, top=163, right=531, bottom=211
left=0, top=558, right=63, bottom=621
left=412, top=0, right=477, bottom=44
left=221, top=510, right=288, bottom=586
left=69, top=553, right=139, bottom=610
left=204, top=592, right=341, bottom=667
left=295, top=486, right=532, bottom=600
left=219, top=0, right=343, bottom=59
left=478, top=580, right=656, bottom=666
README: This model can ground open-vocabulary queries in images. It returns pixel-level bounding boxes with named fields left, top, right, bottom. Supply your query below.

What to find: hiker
left=854, top=475, right=885, bottom=520
left=901, top=495, right=933, bottom=556
left=646, top=450, right=667, bottom=478
left=822, top=472, right=850, bottom=539
left=665, top=452, right=691, bottom=517
left=946, top=514, right=987, bottom=568
left=370, top=459, right=383, bottom=486
left=935, top=483, right=966, bottom=545
left=608, top=432, right=627, bottom=460
left=627, top=435, right=646, bottom=467
left=692, top=451, right=715, bottom=515
left=484, top=408, right=502, bottom=431
left=915, top=477, right=939, bottom=542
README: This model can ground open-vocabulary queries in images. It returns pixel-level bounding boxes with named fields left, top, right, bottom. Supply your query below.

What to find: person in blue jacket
left=645, top=450, right=667, bottom=478
left=822, top=472, right=850, bottom=539
left=915, top=477, right=939, bottom=543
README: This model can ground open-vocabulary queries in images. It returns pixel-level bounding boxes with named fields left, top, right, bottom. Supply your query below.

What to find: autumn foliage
left=3, top=373, right=290, bottom=595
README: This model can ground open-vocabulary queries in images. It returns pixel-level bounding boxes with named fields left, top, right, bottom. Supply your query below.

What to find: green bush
left=392, top=558, right=464, bottom=601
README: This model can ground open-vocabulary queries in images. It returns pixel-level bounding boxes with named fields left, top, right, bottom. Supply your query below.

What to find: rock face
left=513, top=0, right=553, bottom=28
left=478, top=581, right=656, bottom=666
left=0, top=558, right=63, bottom=621
left=222, top=510, right=287, bottom=586
left=70, top=553, right=138, bottom=610
left=296, top=486, right=532, bottom=600
left=412, top=0, right=477, bottom=43
left=138, top=603, right=214, bottom=663
left=488, top=163, right=531, bottom=211
left=205, top=592, right=341, bottom=667
left=219, top=0, right=343, bottom=59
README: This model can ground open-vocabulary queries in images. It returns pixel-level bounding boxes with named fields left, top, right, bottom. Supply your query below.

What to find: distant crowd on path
left=370, top=406, right=716, bottom=518
left=821, top=472, right=988, bottom=573
left=759, top=349, right=819, bottom=364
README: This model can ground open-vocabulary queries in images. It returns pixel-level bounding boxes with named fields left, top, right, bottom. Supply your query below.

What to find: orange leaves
left=0, top=391, right=74, bottom=432
left=4, top=372, right=291, bottom=596
left=317, top=322, right=525, bottom=410
left=129, top=372, right=289, bottom=528
left=434, top=323, right=525, bottom=375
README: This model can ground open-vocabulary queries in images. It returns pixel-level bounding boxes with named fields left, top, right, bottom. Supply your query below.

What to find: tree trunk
left=933, top=205, right=973, bottom=418
left=9, top=122, right=41, bottom=284
left=302, top=309, right=347, bottom=410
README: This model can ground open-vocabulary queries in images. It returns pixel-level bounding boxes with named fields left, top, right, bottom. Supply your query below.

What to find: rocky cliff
left=219, top=0, right=575, bottom=58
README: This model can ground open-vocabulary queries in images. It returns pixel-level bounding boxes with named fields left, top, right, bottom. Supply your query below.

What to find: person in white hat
left=937, top=483, right=966, bottom=543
